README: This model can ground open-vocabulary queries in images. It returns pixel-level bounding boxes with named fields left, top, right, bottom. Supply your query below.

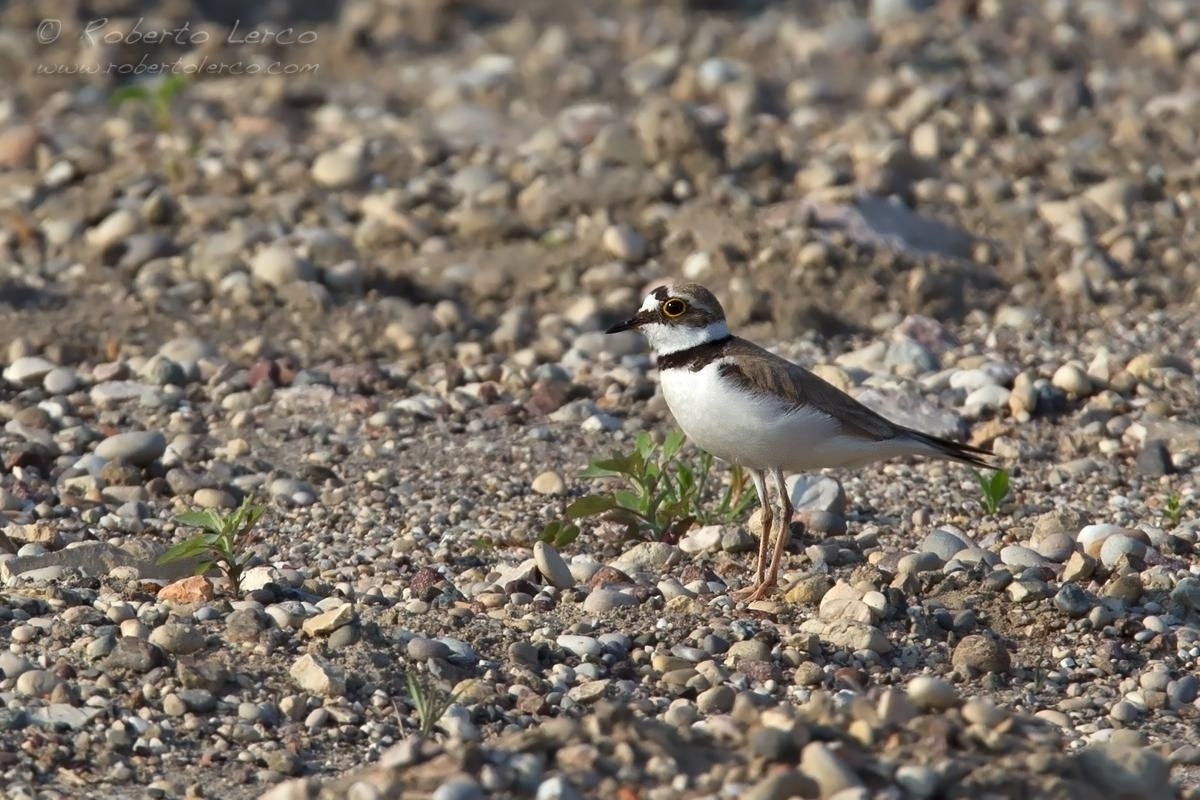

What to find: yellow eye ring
left=662, top=298, right=688, bottom=317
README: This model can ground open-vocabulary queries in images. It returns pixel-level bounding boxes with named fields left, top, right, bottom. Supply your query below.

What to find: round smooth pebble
left=16, top=669, right=62, bottom=698
left=43, top=367, right=79, bottom=394
left=534, top=541, right=575, bottom=589
left=1099, top=534, right=1147, bottom=568
left=406, top=637, right=451, bottom=661
left=1077, top=524, right=1128, bottom=559
left=556, top=635, right=603, bottom=659
left=907, top=676, right=958, bottom=710
left=95, top=431, right=167, bottom=466
left=251, top=245, right=317, bottom=288
left=148, top=623, right=205, bottom=655
left=4, top=356, right=57, bottom=386
left=311, top=147, right=365, bottom=188
left=999, top=545, right=1048, bottom=569
left=531, top=471, right=565, bottom=495
left=602, top=224, right=646, bottom=262
left=1052, top=363, right=1092, bottom=396
left=1034, top=532, right=1075, bottom=562
left=583, top=588, right=637, bottom=614
left=921, top=529, right=969, bottom=561
left=432, top=777, right=485, bottom=800
left=894, top=764, right=939, bottom=798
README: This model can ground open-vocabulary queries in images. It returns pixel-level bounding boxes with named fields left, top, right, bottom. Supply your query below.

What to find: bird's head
left=605, top=282, right=729, bottom=355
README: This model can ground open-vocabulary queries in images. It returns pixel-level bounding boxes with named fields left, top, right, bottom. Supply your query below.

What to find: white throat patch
left=645, top=320, right=730, bottom=356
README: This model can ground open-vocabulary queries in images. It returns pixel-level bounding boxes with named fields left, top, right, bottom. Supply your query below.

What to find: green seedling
left=1163, top=493, right=1184, bottom=529
left=158, top=496, right=265, bottom=595
left=405, top=671, right=459, bottom=738
left=973, top=468, right=1011, bottom=515
left=111, top=73, right=189, bottom=132
left=539, top=520, right=580, bottom=549
left=561, top=430, right=755, bottom=543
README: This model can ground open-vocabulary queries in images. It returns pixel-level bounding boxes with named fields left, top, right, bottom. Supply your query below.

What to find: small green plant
left=973, top=468, right=1011, bottom=515
left=1163, top=493, right=1184, bottom=528
left=111, top=74, right=189, bottom=133
left=539, top=519, right=580, bottom=549
left=158, top=496, right=265, bottom=594
left=561, top=430, right=755, bottom=542
left=690, top=451, right=757, bottom=526
left=405, top=671, right=458, bottom=737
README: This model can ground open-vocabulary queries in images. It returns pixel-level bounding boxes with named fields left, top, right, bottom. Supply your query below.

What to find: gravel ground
left=2, top=1, right=1200, bottom=798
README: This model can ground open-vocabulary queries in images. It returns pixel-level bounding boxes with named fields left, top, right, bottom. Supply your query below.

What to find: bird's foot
left=731, top=581, right=775, bottom=602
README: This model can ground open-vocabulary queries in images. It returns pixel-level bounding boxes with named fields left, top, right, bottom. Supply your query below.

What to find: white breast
left=659, top=360, right=917, bottom=471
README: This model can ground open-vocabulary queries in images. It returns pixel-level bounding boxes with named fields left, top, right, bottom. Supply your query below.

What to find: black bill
left=605, top=309, right=653, bottom=334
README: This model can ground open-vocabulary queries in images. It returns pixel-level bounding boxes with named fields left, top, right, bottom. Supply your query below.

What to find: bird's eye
left=662, top=298, right=688, bottom=317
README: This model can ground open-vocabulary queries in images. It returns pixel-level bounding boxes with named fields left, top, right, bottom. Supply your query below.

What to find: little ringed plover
left=606, top=282, right=992, bottom=601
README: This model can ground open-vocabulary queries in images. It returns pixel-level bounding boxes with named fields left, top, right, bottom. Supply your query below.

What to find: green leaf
left=583, top=455, right=631, bottom=477
left=539, top=522, right=561, bottom=544
left=554, top=524, right=579, bottom=548
left=662, top=430, right=686, bottom=462
left=158, top=537, right=204, bottom=565
left=580, top=464, right=620, bottom=480
left=565, top=495, right=617, bottom=519
left=157, top=74, right=188, bottom=104
left=175, top=509, right=223, bottom=534
left=111, top=85, right=152, bottom=107
left=991, top=470, right=1010, bottom=499
left=674, top=462, right=694, bottom=490
left=634, top=431, right=653, bottom=460
left=613, top=488, right=646, bottom=514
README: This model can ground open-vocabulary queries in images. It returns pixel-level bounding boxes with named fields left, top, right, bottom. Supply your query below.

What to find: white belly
left=659, top=363, right=912, bottom=471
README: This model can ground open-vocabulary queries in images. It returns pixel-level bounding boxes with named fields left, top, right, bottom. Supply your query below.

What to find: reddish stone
left=158, top=575, right=215, bottom=604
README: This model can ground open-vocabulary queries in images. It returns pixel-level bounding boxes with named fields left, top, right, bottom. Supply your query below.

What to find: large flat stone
left=1, top=541, right=195, bottom=583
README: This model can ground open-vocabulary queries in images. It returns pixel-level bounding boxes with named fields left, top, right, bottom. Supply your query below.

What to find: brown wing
left=714, top=338, right=902, bottom=441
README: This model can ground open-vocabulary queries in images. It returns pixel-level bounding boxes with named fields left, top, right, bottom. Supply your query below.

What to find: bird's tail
left=904, top=429, right=994, bottom=469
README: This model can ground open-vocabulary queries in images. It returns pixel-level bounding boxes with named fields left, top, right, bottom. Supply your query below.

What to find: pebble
left=583, top=588, right=637, bottom=614
left=1034, top=532, right=1075, bottom=563
left=907, top=676, right=958, bottom=710
left=788, top=475, right=847, bottom=515
left=893, top=764, right=939, bottom=798
left=1135, top=440, right=1172, bottom=476
left=311, top=145, right=365, bottom=188
left=921, top=529, right=969, bottom=561
left=1099, top=534, right=1147, bottom=569
left=556, top=635, right=603, bottom=660
left=1051, top=363, right=1092, bottom=396
left=999, top=545, right=1048, bottom=569
left=407, top=637, right=452, bottom=661
left=251, top=245, right=317, bottom=288
left=148, top=623, right=206, bottom=655
left=531, top=471, right=565, bottom=495
left=42, top=366, right=79, bottom=394
left=951, top=636, right=1010, bottom=676
left=15, top=669, right=61, bottom=698
left=800, top=742, right=862, bottom=796
left=94, top=431, right=167, bottom=466
left=289, top=654, right=346, bottom=697
left=432, top=778, right=485, bottom=800
left=1053, top=583, right=1094, bottom=618
left=1077, top=524, right=1128, bottom=559
left=534, top=541, right=575, bottom=589
left=602, top=224, right=646, bottom=262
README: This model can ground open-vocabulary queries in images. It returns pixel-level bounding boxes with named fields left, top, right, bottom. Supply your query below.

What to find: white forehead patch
left=639, top=292, right=661, bottom=313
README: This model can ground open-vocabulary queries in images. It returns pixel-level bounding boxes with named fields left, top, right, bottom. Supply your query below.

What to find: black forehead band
left=652, top=286, right=671, bottom=301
